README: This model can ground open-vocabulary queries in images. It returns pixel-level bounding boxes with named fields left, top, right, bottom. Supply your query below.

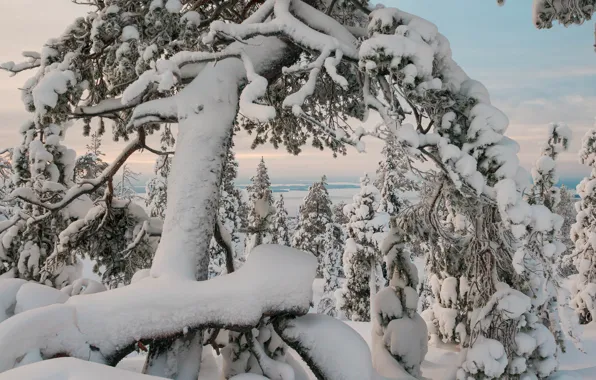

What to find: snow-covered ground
left=104, top=275, right=595, bottom=380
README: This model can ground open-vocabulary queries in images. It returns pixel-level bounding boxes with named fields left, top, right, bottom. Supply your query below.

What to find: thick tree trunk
left=145, top=37, right=298, bottom=379
left=149, top=59, right=243, bottom=282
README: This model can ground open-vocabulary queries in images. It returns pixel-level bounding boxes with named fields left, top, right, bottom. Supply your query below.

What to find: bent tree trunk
left=144, top=37, right=298, bottom=379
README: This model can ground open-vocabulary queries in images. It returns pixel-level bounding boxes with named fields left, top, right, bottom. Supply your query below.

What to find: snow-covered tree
left=525, top=122, right=572, bottom=350
left=499, top=0, right=596, bottom=33
left=571, top=128, right=596, bottom=324
left=372, top=218, right=427, bottom=378
left=74, top=132, right=109, bottom=200
left=271, top=194, right=291, bottom=246
left=0, top=1, right=572, bottom=378
left=338, top=175, right=387, bottom=321
left=116, top=164, right=140, bottom=200
left=317, top=222, right=343, bottom=316
left=0, top=121, right=88, bottom=287
left=332, top=201, right=349, bottom=225
left=245, top=158, right=274, bottom=256
left=292, top=176, right=333, bottom=275
left=375, top=136, right=420, bottom=215
left=557, top=185, right=578, bottom=277
left=529, top=122, right=571, bottom=209
left=331, top=200, right=349, bottom=278
left=209, top=142, right=243, bottom=278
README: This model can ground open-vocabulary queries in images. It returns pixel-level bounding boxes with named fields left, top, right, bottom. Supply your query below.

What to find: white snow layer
left=0, top=358, right=166, bottom=380
left=0, top=245, right=317, bottom=373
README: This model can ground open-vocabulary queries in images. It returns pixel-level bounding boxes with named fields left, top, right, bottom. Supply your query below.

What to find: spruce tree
left=332, top=200, right=348, bottom=278
left=271, top=194, right=291, bottom=246
left=209, top=144, right=242, bottom=277
left=292, top=175, right=333, bottom=275
left=317, top=222, right=343, bottom=316
left=338, top=174, right=386, bottom=321
left=245, top=158, right=274, bottom=256
left=528, top=122, right=571, bottom=349
left=571, top=128, right=596, bottom=323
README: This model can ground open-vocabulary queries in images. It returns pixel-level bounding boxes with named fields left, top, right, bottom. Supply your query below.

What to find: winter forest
left=0, top=0, right=594, bottom=379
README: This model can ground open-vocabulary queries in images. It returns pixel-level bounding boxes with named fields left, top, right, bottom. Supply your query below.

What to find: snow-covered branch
left=0, top=246, right=316, bottom=373
left=10, top=136, right=144, bottom=213
left=73, top=98, right=137, bottom=118
left=0, top=51, right=41, bottom=76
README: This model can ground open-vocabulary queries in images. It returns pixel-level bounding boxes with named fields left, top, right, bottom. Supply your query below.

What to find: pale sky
left=0, top=1, right=594, bottom=183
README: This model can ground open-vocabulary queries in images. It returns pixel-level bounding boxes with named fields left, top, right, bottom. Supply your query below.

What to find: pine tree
left=317, top=222, right=343, bottom=316
left=245, top=158, right=274, bottom=256
left=271, top=195, right=291, bottom=246
left=571, top=127, right=596, bottom=323
left=338, top=174, right=387, bottom=321
left=292, top=176, right=333, bottom=276
left=209, top=144, right=242, bottom=278
left=376, top=136, right=419, bottom=215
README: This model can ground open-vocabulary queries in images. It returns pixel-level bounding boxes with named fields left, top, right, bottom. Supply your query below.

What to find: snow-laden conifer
left=318, top=222, right=343, bottom=316
left=372, top=218, right=427, bottom=378
left=338, top=174, right=387, bottom=321
left=0, top=122, right=88, bottom=287
left=245, top=158, right=274, bottom=256
left=571, top=127, right=596, bottom=324
left=271, top=195, right=291, bottom=246
left=292, top=176, right=333, bottom=275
